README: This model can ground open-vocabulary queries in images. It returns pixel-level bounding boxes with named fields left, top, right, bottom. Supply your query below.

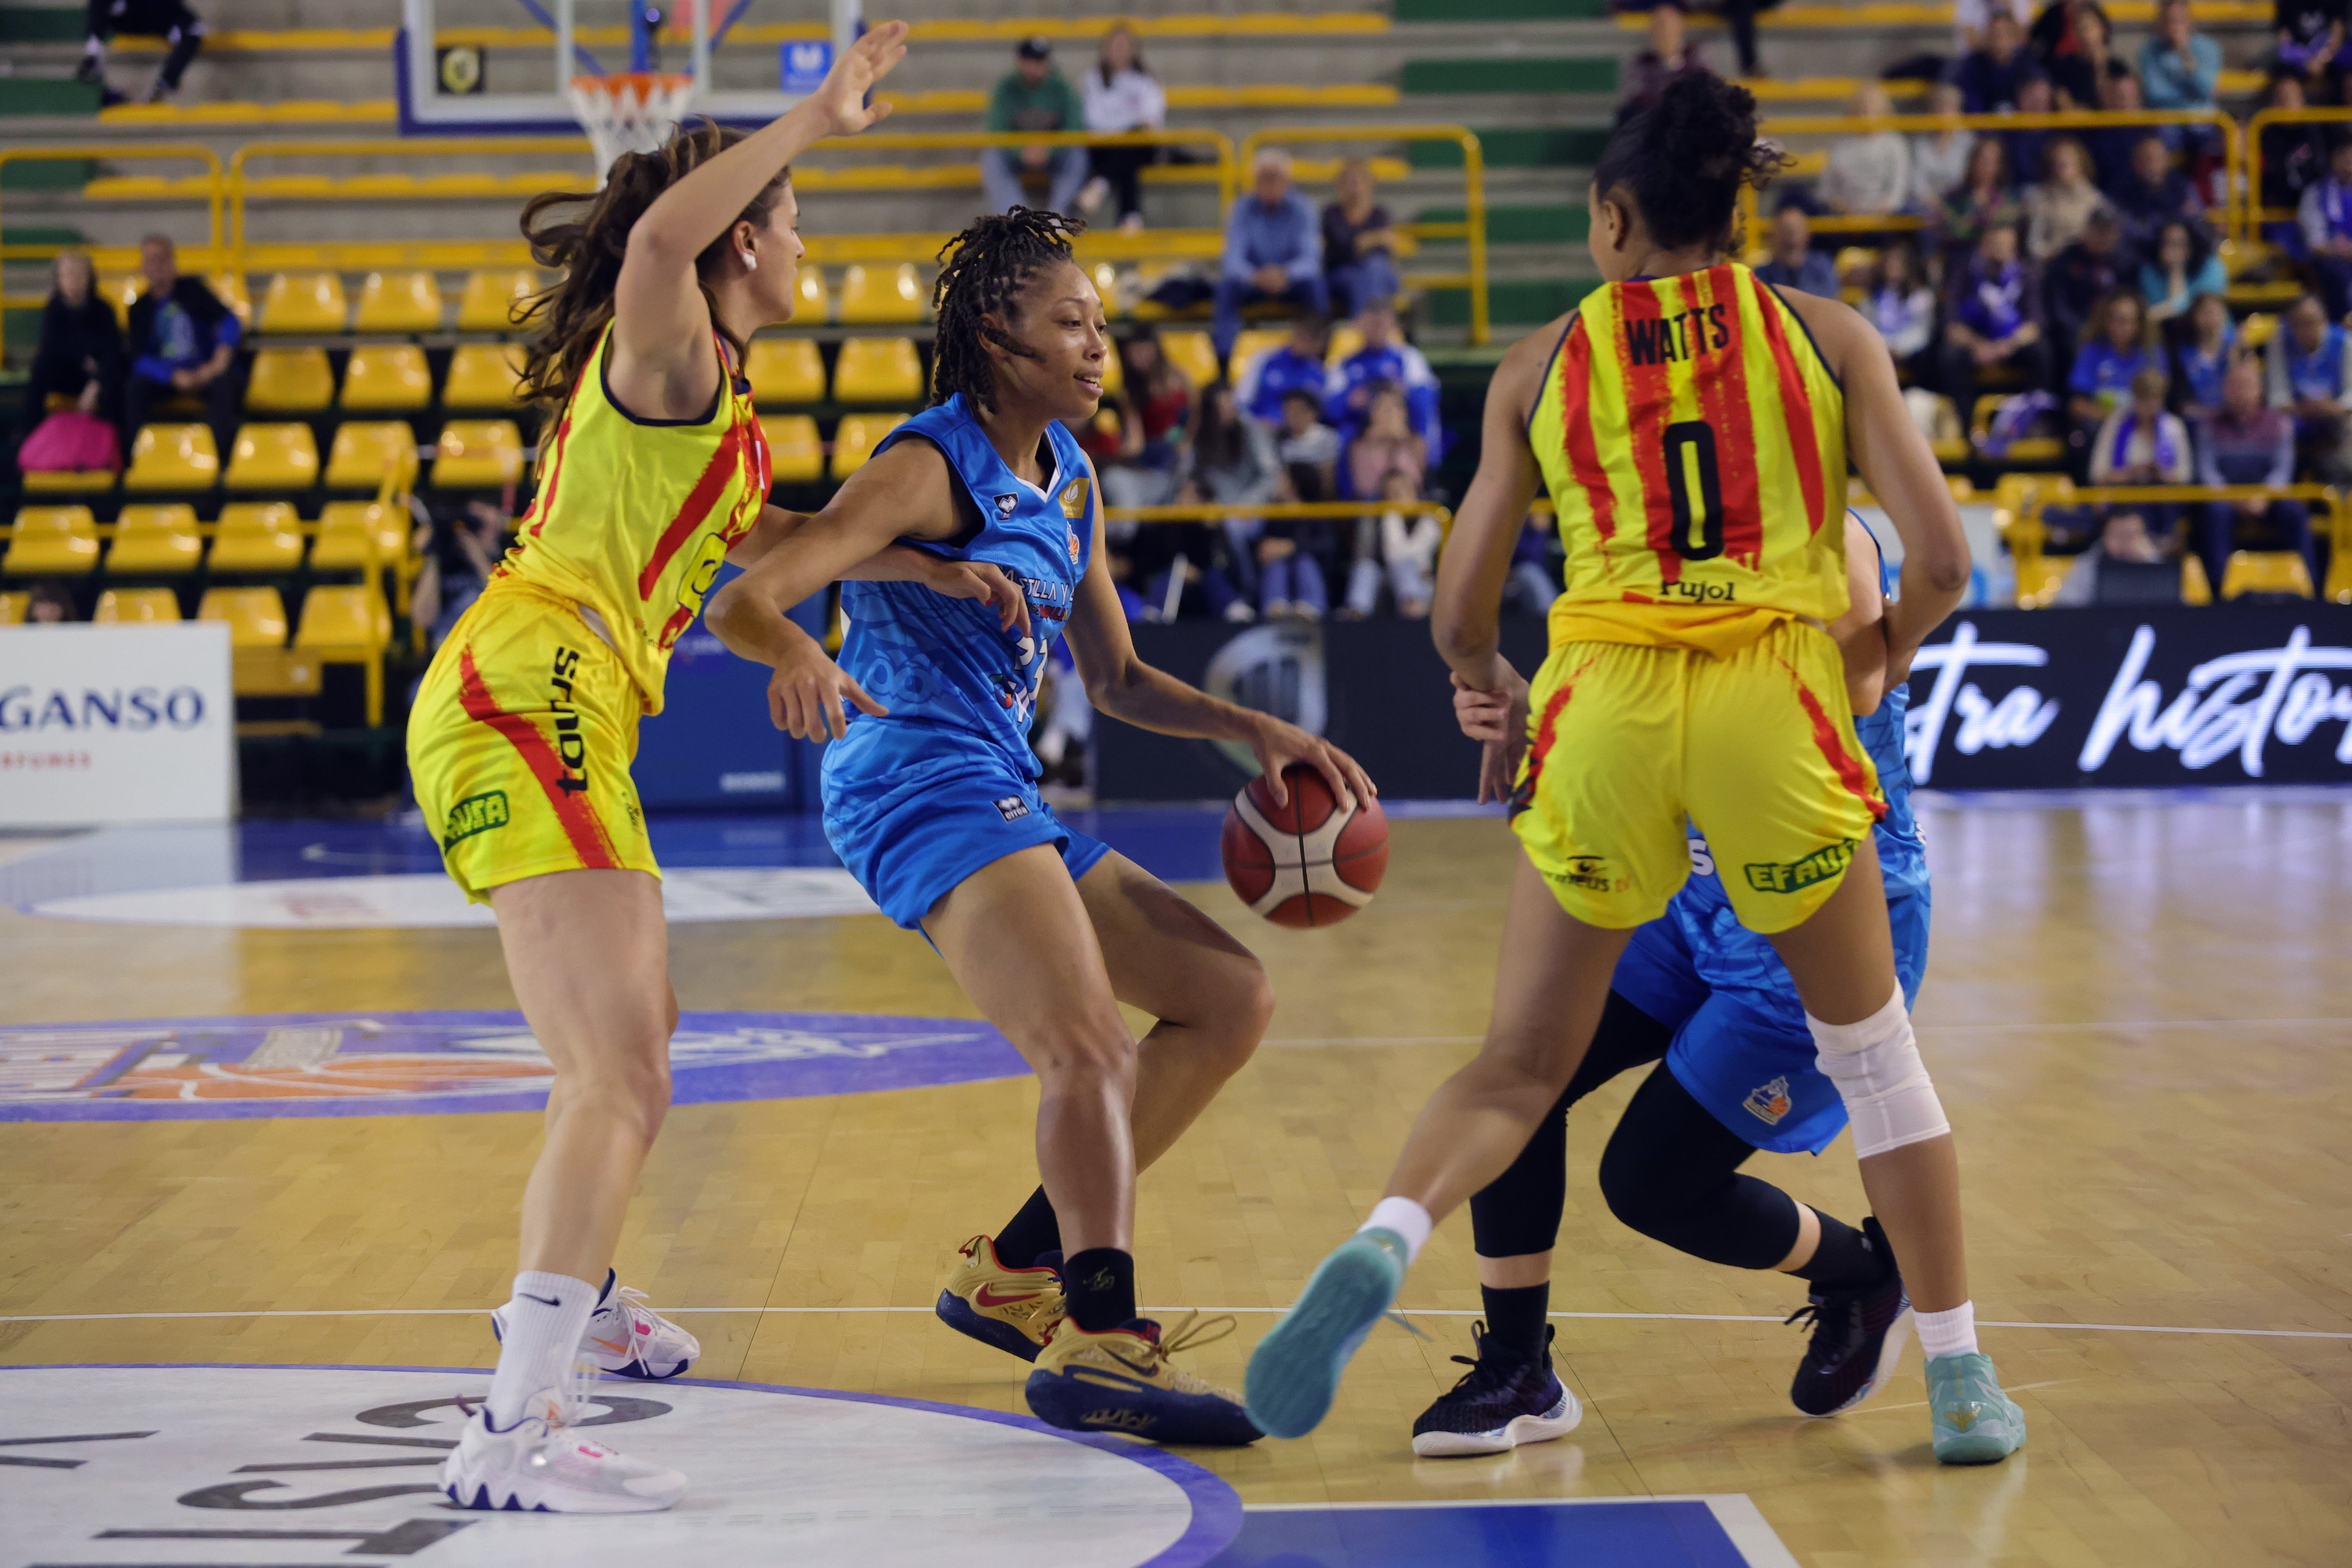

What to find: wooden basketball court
left=2, top=791, right=2347, bottom=1566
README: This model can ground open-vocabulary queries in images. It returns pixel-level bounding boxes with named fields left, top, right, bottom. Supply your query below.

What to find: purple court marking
left=2, top=1362, right=1243, bottom=1568
left=0, top=1010, right=1026, bottom=1123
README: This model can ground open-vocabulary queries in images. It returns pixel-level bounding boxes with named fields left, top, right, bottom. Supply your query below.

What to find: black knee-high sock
left=993, top=1186, right=1062, bottom=1270
left=1061, top=1248, right=1136, bottom=1332
left=1479, top=1282, right=1550, bottom=1362
left=1789, top=1211, right=1892, bottom=1292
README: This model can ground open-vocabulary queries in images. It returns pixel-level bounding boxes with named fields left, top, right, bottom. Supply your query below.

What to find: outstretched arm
left=726, top=501, right=1027, bottom=614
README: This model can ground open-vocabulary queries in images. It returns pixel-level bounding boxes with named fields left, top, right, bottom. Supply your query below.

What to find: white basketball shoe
left=439, top=1386, right=686, bottom=1513
left=495, top=1281, right=700, bottom=1381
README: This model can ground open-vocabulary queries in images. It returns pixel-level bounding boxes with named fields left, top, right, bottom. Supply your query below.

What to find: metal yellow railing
left=2006, top=481, right=2345, bottom=605
left=1240, top=124, right=1488, bottom=344
left=2241, top=105, right=2352, bottom=239
left=0, top=143, right=224, bottom=263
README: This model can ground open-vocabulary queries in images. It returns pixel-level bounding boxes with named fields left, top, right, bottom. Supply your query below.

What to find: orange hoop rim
left=567, top=71, right=696, bottom=100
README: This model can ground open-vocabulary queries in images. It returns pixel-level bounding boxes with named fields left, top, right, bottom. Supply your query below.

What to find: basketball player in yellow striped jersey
left=1247, top=75, right=2024, bottom=1464
left=408, top=26, right=1024, bottom=1514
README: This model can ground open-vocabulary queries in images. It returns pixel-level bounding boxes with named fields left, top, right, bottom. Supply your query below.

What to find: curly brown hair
left=514, top=120, right=791, bottom=409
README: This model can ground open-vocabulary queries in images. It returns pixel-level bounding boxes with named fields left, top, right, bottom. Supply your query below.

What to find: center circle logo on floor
left=0, top=1009, right=1027, bottom=1122
left=0, top=1364, right=1240, bottom=1568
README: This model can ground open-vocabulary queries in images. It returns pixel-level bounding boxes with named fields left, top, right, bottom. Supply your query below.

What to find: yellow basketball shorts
left=407, top=587, right=657, bottom=903
left=1509, top=618, right=1885, bottom=935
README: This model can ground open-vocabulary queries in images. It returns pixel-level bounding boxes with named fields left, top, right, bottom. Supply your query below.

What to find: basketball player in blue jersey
left=709, top=208, right=1375, bottom=1446
left=1409, top=513, right=1933, bottom=1456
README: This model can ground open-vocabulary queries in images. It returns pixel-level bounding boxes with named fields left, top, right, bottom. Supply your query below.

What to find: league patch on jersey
left=994, top=493, right=1019, bottom=519
left=993, top=796, right=1032, bottom=822
left=1058, top=477, right=1091, bottom=522
left=1743, top=1075, right=1793, bottom=1126
left=1066, top=525, right=1082, bottom=564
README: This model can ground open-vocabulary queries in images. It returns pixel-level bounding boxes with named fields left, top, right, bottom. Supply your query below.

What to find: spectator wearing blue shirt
left=2140, top=0, right=2219, bottom=111
left=2297, top=135, right=2352, bottom=316
left=2139, top=219, right=2226, bottom=332
left=2067, top=287, right=2154, bottom=472
left=122, top=233, right=242, bottom=455
left=2266, top=292, right=2352, bottom=482
left=1325, top=299, right=1443, bottom=470
left=2168, top=289, right=2236, bottom=423
left=1235, top=312, right=1333, bottom=429
left=1753, top=205, right=1838, bottom=299
left=1214, top=150, right=1327, bottom=358
left=1939, top=222, right=2051, bottom=434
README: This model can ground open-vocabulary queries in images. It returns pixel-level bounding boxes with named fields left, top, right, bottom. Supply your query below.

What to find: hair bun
left=1651, top=73, right=1762, bottom=185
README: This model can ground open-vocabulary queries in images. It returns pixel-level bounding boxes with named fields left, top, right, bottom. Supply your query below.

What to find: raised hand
left=811, top=19, right=910, bottom=136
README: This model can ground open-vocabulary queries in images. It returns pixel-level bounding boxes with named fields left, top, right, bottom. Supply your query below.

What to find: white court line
left=4, top=1305, right=2347, bottom=1340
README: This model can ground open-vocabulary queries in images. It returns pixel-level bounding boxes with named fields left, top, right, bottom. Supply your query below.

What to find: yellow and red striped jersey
left=490, top=321, right=771, bottom=714
left=1528, top=262, right=1848, bottom=653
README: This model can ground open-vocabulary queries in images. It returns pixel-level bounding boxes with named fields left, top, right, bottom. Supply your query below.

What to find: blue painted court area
left=1202, top=1500, right=1792, bottom=1568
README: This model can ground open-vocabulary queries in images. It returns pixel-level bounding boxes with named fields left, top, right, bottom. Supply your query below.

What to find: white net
left=567, top=72, right=699, bottom=182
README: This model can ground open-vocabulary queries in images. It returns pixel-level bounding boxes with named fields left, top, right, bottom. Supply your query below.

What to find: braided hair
left=928, top=206, right=1087, bottom=412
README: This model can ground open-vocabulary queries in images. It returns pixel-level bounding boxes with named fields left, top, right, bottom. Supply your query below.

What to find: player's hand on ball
left=767, top=643, right=887, bottom=740
left=812, top=18, right=908, bottom=135
left=1248, top=718, right=1376, bottom=811
left=923, top=557, right=1032, bottom=636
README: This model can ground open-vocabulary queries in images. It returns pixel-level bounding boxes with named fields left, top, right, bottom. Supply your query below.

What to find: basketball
left=1221, top=764, right=1389, bottom=928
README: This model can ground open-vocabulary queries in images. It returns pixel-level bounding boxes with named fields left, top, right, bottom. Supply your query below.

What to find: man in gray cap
left=984, top=35, right=1089, bottom=215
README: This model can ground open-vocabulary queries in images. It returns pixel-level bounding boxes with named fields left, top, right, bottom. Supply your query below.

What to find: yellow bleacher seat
left=4, top=506, right=101, bottom=576
left=1158, top=330, right=1220, bottom=391
left=1090, top=262, right=1121, bottom=317
left=829, top=413, right=906, bottom=480
left=260, top=272, right=349, bottom=333
left=1326, top=323, right=1365, bottom=365
left=1227, top=328, right=1290, bottom=378
left=296, top=583, right=391, bottom=651
left=2219, top=549, right=2316, bottom=599
left=761, top=414, right=824, bottom=485
left=225, top=423, right=322, bottom=491
left=208, top=501, right=307, bottom=572
left=98, top=273, right=143, bottom=329
left=457, top=268, right=541, bottom=333
left=197, top=586, right=289, bottom=648
left=325, top=421, right=419, bottom=489
left=746, top=338, right=826, bottom=406
left=210, top=272, right=253, bottom=326
left=2181, top=555, right=2214, bottom=606
left=832, top=337, right=924, bottom=404
left=311, top=501, right=405, bottom=573
left=442, top=343, right=525, bottom=409
left=21, top=468, right=118, bottom=495
left=836, top=263, right=926, bottom=325
left=123, top=424, right=220, bottom=491
left=431, top=421, right=524, bottom=488
left=246, top=347, right=337, bottom=414
left=354, top=270, right=445, bottom=333
left=94, top=588, right=181, bottom=623
left=2241, top=313, right=2280, bottom=351
left=1098, top=349, right=1123, bottom=396
left=795, top=264, right=830, bottom=324
left=108, top=503, right=205, bottom=573
left=0, top=591, right=26, bottom=624
left=341, top=344, right=434, bottom=411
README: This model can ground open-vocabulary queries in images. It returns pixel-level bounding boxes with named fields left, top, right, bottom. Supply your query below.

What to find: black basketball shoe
left=1786, top=1216, right=1914, bottom=1417
left=1409, top=1322, right=1582, bottom=1457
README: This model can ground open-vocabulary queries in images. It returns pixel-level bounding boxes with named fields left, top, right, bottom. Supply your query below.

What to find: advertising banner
left=0, top=622, right=235, bottom=826
left=1096, top=607, right=2352, bottom=799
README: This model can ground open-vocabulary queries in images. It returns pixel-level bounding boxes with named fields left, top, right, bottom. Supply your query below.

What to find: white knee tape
left=1808, top=984, right=1950, bottom=1159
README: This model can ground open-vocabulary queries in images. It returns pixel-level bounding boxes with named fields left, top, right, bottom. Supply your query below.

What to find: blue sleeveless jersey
left=829, top=395, right=1095, bottom=768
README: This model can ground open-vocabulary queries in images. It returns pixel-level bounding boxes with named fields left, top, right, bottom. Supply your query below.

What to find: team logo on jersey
left=994, top=493, right=1020, bottom=519
left=1557, top=855, right=1623, bottom=892
left=1066, top=525, right=1081, bottom=564
left=1059, top=478, right=1091, bottom=521
left=1743, top=1075, right=1794, bottom=1126
left=1743, top=838, right=1857, bottom=894
left=442, top=790, right=509, bottom=849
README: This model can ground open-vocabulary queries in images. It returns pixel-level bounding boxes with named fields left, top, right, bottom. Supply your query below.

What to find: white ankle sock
left=1359, top=1197, right=1432, bottom=1266
left=486, top=1270, right=598, bottom=1427
left=1915, top=1300, right=1978, bottom=1360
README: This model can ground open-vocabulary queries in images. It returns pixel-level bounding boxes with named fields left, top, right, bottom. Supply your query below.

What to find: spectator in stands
left=982, top=37, right=1088, bottom=218
left=1101, top=331, right=1193, bottom=507
left=2170, top=290, right=2238, bottom=423
left=2196, top=358, right=2314, bottom=586
left=1263, top=388, right=1341, bottom=618
left=1865, top=241, right=1939, bottom=378
left=1343, top=382, right=1428, bottom=501
left=2107, top=133, right=2203, bottom=251
left=2090, top=367, right=2192, bottom=545
left=1321, top=160, right=1400, bottom=322
left=1941, top=221, right=2050, bottom=424
left=1820, top=83, right=1911, bottom=217
left=1347, top=470, right=1442, bottom=620
left=1077, top=24, right=1163, bottom=233
left=2068, top=288, right=2156, bottom=462
left=1955, top=11, right=2035, bottom=112
left=2139, top=0, right=2219, bottom=116
left=411, top=499, right=506, bottom=647
left=2260, top=73, right=2330, bottom=249
left=2045, top=204, right=2133, bottom=375
left=1237, top=311, right=1333, bottom=428
left=1503, top=514, right=1562, bottom=613
left=123, top=233, right=242, bottom=456
left=20, top=251, right=122, bottom=443
left=1183, top=379, right=1281, bottom=620
left=2140, top=219, right=2225, bottom=330
left=2049, top=509, right=2172, bottom=604
left=2085, top=66, right=2148, bottom=191
left=22, top=582, right=76, bottom=624
left=1756, top=205, right=1838, bottom=297
left=2267, top=293, right=2352, bottom=481
left=2041, top=1, right=2114, bottom=110
left=1955, top=0, right=2034, bottom=54
left=1909, top=81, right=1978, bottom=213
left=2275, top=0, right=2346, bottom=100
left=2298, top=134, right=2352, bottom=313
left=1214, top=150, right=1326, bottom=358
left=2025, top=137, right=2103, bottom=262
left=1937, top=138, right=2024, bottom=259
left=2028, top=0, right=2112, bottom=80
left=2002, top=73, right=2056, bottom=190
left=76, top=0, right=205, bottom=105
left=1619, top=3, right=1712, bottom=126
left=1326, top=298, right=1443, bottom=460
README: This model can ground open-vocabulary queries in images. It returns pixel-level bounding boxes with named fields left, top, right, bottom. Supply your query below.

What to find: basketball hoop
left=568, top=71, right=698, bottom=181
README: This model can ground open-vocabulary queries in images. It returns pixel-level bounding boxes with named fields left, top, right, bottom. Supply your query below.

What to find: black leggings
left=1467, top=991, right=1805, bottom=1271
